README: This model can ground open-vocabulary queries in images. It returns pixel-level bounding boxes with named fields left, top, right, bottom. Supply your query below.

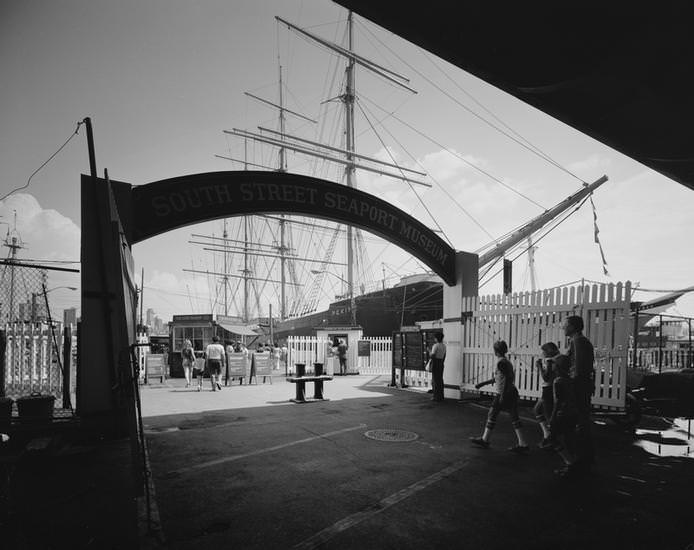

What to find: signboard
left=172, top=314, right=213, bottom=323
left=145, top=354, right=166, bottom=383
left=127, top=172, right=456, bottom=285
left=392, top=333, right=403, bottom=368
left=404, top=332, right=424, bottom=369
left=357, top=340, right=371, bottom=357
left=227, top=351, right=248, bottom=379
left=391, top=331, right=428, bottom=371
left=252, top=351, right=273, bottom=382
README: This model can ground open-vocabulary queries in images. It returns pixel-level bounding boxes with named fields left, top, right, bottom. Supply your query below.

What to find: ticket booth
left=316, top=326, right=362, bottom=375
left=169, top=314, right=260, bottom=378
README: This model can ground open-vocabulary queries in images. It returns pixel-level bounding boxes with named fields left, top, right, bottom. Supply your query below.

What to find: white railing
left=358, top=337, right=392, bottom=375
left=3, top=321, right=63, bottom=400
left=287, top=335, right=393, bottom=376
left=458, top=282, right=631, bottom=410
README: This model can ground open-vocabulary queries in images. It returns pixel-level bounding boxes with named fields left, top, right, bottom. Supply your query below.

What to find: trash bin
left=295, top=363, right=306, bottom=377
left=16, top=393, right=55, bottom=425
left=314, top=362, right=324, bottom=376
left=0, top=397, right=12, bottom=427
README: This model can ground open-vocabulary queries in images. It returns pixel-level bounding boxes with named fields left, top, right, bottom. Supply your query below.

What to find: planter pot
left=16, top=393, right=55, bottom=425
left=0, top=397, right=12, bottom=427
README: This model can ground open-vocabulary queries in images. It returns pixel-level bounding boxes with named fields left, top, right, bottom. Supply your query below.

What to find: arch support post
left=442, top=251, right=478, bottom=399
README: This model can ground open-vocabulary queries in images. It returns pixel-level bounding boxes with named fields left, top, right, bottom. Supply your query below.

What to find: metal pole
left=42, top=284, right=66, bottom=407
left=31, top=292, right=37, bottom=322
left=139, top=268, right=144, bottom=330
left=62, top=326, right=71, bottom=409
left=344, top=11, right=356, bottom=313
left=658, top=314, right=663, bottom=374
left=689, top=319, right=692, bottom=368
left=0, top=329, right=6, bottom=397
left=632, top=307, right=640, bottom=369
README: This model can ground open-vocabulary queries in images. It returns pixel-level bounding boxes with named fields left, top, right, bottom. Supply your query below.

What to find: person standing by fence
left=337, top=338, right=348, bottom=375
left=563, top=315, right=596, bottom=473
left=205, top=336, right=226, bottom=391
left=470, top=340, right=529, bottom=453
left=429, top=332, right=446, bottom=402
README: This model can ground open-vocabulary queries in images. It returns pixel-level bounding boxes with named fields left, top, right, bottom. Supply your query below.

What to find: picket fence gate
left=458, top=281, right=631, bottom=410
left=2, top=322, right=64, bottom=401
left=286, top=336, right=392, bottom=376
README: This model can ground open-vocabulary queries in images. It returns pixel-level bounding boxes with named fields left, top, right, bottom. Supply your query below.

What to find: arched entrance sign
left=124, top=171, right=456, bottom=285
left=79, top=170, right=469, bottom=422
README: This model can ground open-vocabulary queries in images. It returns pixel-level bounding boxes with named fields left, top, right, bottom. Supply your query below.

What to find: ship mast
left=2, top=212, right=23, bottom=322
left=344, top=11, right=356, bottom=318
left=278, top=63, right=288, bottom=320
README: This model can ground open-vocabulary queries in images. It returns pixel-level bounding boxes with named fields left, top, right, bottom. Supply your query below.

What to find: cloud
left=566, top=154, right=611, bottom=175
left=0, top=193, right=80, bottom=262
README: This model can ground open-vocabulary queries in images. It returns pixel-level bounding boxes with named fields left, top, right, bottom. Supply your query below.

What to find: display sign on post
left=227, top=352, right=249, bottom=384
left=357, top=340, right=371, bottom=357
left=251, top=352, right=273, bottom=384
left=145, top=354, right=166, bottom=384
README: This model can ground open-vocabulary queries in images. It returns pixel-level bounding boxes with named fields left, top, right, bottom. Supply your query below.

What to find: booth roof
left=217, top=322, right=260, bottom=336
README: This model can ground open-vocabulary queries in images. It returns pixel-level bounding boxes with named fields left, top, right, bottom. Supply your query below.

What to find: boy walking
left=470, top=340, right=529, bottom=453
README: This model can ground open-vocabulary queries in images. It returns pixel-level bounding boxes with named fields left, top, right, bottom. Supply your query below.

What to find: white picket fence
left=358, top=337, right=392, bottom=375
left=2, top=321, right=63, bottom=400
left=459, top=282, right=631, bottom=409
left=286, top=336, right=392, bottom=376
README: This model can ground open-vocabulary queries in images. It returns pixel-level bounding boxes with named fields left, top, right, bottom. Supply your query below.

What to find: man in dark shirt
left=563, top=315, right=595, bottom=472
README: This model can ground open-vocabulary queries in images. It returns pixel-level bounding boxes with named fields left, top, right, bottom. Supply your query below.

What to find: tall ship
left=176, top=8, right=609, bottom=344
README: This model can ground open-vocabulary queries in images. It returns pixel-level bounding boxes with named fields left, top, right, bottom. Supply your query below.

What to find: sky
left=1, top=0, right=694, bottom=324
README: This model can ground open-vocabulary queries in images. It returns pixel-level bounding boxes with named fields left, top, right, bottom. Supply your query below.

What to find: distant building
left=18, top=298, right=48, bottom=322
left=146, top=308, right=155, bottom=327
left=153, top=315, right=164, bottom=334
left=63, top=307, right=78, bottom=326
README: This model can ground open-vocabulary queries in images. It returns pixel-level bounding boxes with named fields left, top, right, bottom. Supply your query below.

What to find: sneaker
left=539, top=438, right=553, bottom=450
left=469, top=437, right=490, bottom=448
left=508, top=445, right=530, bottom=454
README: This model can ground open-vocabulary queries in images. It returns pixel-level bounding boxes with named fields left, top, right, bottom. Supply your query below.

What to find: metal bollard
left=313, top=363, right=324, bottom=399
left=294, top=363, right=306, bottom=401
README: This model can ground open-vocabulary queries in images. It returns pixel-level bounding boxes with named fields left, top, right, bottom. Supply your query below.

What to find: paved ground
left=141, top=375, right=693, bottom=550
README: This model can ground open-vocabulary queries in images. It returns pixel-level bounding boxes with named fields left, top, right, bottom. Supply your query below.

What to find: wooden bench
left=287, top=375, right=334, bottom=402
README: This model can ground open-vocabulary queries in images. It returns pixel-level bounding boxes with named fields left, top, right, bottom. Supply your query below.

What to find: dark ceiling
left=334, top=2, right=694, bottom=190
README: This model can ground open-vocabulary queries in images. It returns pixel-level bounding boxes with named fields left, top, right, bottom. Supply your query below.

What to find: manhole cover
left=363, top=429, right=419, bottom=442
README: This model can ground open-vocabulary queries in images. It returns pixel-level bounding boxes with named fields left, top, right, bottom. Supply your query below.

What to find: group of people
left=180, top=336, right=226, bottom=392
left=179, top=338, right=290, bottom=391
left=428, top=315, right=596, bottom=478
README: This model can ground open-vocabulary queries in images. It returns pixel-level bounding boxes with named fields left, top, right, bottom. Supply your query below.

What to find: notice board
left=391, top=331, right=427, bottom=371
left=404, top=332, right=424, bottom=369
left=357, top=340, right=371, bottom=357
left=145, top=354, right=166, bottom=382
left=227, top=352, right=248, bottom=378
left=392, top=333, right=403, bottom=368
left=252, top=352, right=273, bottom=378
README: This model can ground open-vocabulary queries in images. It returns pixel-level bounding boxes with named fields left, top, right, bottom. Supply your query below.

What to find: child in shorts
left=549, top=354, right=578, bottom=476
left=470, top=340, right=529, bottom=454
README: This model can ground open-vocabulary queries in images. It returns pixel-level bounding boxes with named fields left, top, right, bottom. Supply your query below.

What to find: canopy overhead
left=335, top=2, right=694, bottom=191
left=217, top=322, right=260, bottom=337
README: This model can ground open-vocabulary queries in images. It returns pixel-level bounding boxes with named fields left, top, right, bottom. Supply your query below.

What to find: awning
left=217, top=322, right=260, bottom=336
